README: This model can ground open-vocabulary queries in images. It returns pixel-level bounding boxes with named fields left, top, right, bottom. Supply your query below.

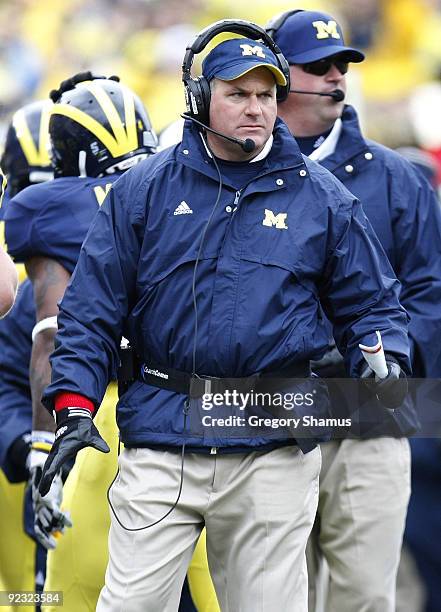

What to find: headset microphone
left=289, top=89, right=345, bottom=102
left=181, top=113, right=256, bottom=153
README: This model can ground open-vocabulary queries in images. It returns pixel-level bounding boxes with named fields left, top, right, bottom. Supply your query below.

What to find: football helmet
left=49, top=72, right=157, bottom=177
left=1, top=100, right=54, bottom=196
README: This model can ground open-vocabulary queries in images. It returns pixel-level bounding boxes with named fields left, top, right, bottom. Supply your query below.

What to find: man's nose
left=326, top=64, right=345, bottom=82
left=245, top=95, right=262, bottom=115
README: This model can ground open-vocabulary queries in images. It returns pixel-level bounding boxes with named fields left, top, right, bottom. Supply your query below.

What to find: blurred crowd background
left=1, top=0, right=441, bottom=157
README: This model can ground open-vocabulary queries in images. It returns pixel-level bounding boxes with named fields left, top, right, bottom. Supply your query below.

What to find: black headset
left=182, top=19, right=291, bottom=125
left=265, top=9, right=305, bottom=39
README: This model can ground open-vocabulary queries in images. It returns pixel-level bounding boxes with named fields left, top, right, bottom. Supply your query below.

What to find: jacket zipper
left=233, top=190, right=241, bottom=211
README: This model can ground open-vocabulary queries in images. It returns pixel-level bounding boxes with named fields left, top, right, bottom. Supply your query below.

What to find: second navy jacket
left=41, top=119, right=410, bottom=451
left=321, top=106, right=441, bottom=379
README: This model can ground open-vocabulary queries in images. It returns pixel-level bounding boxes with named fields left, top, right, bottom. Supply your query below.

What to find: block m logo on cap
left=239, top=44, right=266, bottom=58
left=262, top=209, right=288, bottom=229
left=312, top=20, right=340, bottom=40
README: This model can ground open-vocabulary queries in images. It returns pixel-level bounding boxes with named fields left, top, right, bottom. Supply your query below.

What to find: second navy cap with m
left=271, top=10, right=365, bottom=64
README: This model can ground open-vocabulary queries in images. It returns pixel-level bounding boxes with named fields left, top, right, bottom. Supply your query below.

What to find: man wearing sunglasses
left=268, top=9, right=441, bottom=612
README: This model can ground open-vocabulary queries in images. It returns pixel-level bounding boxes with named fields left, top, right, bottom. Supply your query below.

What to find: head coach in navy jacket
left=38, top=20, right=410, bottom=612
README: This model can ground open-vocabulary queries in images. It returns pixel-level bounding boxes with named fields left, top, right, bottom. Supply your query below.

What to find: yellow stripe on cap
left=12, top=102, right=52, bottom=167
left=51, top=82, right=138, bottom=158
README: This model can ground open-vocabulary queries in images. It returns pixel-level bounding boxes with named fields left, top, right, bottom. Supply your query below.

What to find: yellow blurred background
left=1, top=0, right=441, bottom=148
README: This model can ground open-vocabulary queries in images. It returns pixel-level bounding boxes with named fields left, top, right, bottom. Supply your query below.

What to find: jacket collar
left=319, top=105, right=370, bottom=172
left=309, top=118, right=342, bottom=162
left=177, top=117, right=306, bottom=184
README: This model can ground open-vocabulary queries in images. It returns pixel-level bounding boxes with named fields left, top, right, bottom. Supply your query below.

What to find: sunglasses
left=299, top=57, right=349, bottom=76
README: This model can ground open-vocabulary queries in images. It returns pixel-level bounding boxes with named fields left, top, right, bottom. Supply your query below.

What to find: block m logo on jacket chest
left=262, top=209, right=288, bottom=229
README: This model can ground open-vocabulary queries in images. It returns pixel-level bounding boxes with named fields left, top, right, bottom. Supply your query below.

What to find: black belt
left=139, top=359, right=311, bottom=398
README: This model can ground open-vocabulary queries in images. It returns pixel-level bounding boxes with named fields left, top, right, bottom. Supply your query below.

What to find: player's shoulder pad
left=5, top=181, right=67, bottom=260
left=7, top=180, right=56, bottom=213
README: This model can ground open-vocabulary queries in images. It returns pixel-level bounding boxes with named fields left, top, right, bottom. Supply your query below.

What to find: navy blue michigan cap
left=272, top=10, right=364, bottom=64
left=202, top=38, right=287, bottom=85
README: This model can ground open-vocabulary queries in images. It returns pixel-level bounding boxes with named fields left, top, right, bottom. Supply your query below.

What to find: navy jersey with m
left=5, top=175, right=120, bottom=273
left=2, top=175, right=120, bottom=478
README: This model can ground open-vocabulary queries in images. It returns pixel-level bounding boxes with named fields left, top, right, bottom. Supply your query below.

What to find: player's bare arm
left=26, top=256, right=70, bottom=431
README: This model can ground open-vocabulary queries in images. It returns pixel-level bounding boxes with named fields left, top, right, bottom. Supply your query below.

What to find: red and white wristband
left=54, top=392, right=96, bottom=422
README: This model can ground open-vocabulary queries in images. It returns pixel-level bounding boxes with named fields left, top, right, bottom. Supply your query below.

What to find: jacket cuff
left=384, top=352, right=410, bottom=376
left=54, top=392, right=95, bottom=414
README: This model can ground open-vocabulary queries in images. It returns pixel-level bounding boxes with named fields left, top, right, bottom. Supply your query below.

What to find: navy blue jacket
left=321, top=106, right=441, bottom=378
left=317, top=106, right=441, bottom=436
left=40, top=119, right=410, bottom=451
left=0, top=279, right=34, bottom=481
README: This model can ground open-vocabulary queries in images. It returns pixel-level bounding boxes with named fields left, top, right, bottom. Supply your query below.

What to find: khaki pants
left=97, top=445, right=321, bottom=612
left=307, top=437, right=411, bottom=612
left=396, top=544, right=426, bottom=612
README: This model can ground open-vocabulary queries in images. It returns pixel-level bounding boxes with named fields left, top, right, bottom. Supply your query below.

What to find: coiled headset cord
left=106, top=404, right=189, bottom=532
left=106, top=137, right=224, bottom=530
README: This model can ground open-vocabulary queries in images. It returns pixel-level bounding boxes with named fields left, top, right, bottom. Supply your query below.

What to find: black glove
left=38, top=409, right=110, bottom=497
left=361, top=356, right=408, bottom=410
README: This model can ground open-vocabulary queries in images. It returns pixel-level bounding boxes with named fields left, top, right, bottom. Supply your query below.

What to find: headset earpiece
left=183, top=75, right=211, bottom=125
left=274, top=51, right=290, bottom=102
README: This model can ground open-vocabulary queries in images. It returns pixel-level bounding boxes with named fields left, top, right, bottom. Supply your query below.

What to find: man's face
left=279, top=56, right=347, bottom=136
left=207, top=67, right=278, bottom=161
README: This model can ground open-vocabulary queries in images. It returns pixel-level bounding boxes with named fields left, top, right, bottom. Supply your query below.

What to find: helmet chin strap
left=103, top=153, right=149, bottom=175
left=78, top=151, right=87, bottom=177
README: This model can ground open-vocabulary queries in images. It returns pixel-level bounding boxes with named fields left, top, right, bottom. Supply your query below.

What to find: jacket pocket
left=138, top=252, right=219, bottom=289
left=231, top=254, right=320, bottom=367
